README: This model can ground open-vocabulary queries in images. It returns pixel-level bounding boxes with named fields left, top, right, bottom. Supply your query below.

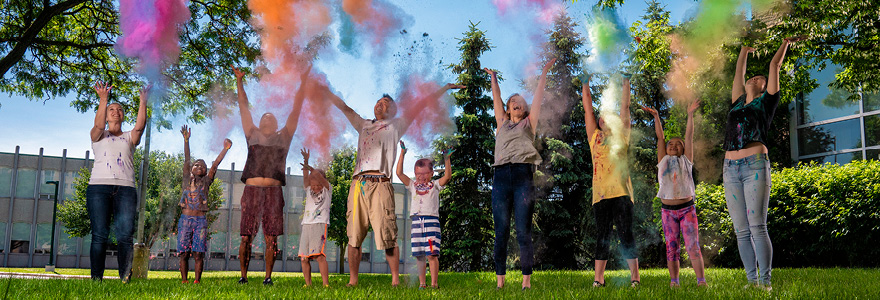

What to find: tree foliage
left=438, top=22, right=495, bottom=272
left=57, top=148, right=223, bottom=249
left=323, top=146, right=356, bottom=273
left=0, top=0, right=260, bottom=127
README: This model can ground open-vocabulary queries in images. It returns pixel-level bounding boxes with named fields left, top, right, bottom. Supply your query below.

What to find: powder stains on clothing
left=588, top=129, right=633, bottom=204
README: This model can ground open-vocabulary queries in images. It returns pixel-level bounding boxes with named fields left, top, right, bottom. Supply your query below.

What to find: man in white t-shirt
left=312, top=81, right=462, bottom=286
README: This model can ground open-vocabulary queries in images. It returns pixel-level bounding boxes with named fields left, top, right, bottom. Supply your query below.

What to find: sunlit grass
left=1, top=267, right=878, bottom=299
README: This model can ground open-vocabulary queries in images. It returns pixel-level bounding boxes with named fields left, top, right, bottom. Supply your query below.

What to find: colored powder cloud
left=584, top=7, right=630, bottom=74
left=339, top=0, right=413, bottom=56
left=397, top=75, right=454, bottom=150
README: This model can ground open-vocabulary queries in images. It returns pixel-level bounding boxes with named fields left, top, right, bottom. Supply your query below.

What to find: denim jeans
left=87, top=184, right=138, bottom=281
left=723, top=153, right=772, bottom=285
left=491, top=163, right=535, bottom=276
left=593, top=196, right=638, bottom=260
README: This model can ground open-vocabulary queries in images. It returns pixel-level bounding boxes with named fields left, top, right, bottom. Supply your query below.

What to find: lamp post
left=45, top=181, right=59, bottom=272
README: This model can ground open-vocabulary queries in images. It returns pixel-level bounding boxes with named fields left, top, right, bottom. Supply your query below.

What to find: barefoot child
left=178, top=125, right=231, bottom=283
left=299, top=149, right=331, bottom=287
left=643, top=101, right=707, bottom=287
left=395, top=141, right=451, bottom=289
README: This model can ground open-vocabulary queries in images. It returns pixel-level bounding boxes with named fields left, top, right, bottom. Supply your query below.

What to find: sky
left=0, top=0, right=700, bottom=181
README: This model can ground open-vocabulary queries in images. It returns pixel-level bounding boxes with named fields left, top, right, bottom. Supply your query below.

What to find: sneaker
left=182, top=280, right=189, bottom=284
left=193, top=280, right=200, bottom=284
left=238, top=277, right=248, bottom=284
left=263, top=278, right=273, bottom=286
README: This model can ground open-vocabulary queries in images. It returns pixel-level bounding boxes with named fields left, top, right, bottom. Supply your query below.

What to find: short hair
left=378, top=94, right=398, bottom=117
left=381, top=93, right=395, bottom=102
left=194, top=159, right=207, bottom=166
left=414, top=158, right=434, bottom=169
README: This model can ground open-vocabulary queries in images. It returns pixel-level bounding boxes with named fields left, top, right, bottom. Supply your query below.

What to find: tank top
left=89, top=131, right=136, bottom=187
left=723, top=91, right=780, bottom=151
left=656, top=155, right=696, bottom=200
left=493, top=118, right=541, bottom=166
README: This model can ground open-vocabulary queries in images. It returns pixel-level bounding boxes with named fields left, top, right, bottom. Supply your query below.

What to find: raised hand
left=93, top=81, right=112, bottom=100
left=542, top=58, right=557, bottom=73
left=444, top=147, right=455, bottom=157
left=223, top=138, right=233, bottom=150
left=231, top=65, right=245, bottom=81
left=742, top=46, right=756, bottom=53
left=300, top=148, right=310, bottom=163
left=688, top=99, right=701, bottom=114
left=180, top=125, right=191, bottom=140
left=445, top=83, right=466, bottom=90
left=399, top=141, right=407, bottom=153
left=482, top=67, right=497, bottom=77
left=784, top=35, right=807, bottom=43
left=641, top=106, right=659, bottom=117
left=139, top=86, right=150, bottom=102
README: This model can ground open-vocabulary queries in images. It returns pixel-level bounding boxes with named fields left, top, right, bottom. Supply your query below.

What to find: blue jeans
left=491, top=163, right=535, bottom=276
left=723, top=153, right=772, bottom=285
left=87, top=185, right=138, bottom=281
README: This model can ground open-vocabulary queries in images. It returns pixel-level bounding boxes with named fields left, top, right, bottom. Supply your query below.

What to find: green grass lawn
left=1, top=267, right=878, bottom=299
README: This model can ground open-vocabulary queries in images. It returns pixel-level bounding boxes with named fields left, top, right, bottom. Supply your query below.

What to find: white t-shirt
left=656, top=155, right=696, bottom=200
left=302, top=187, right=331, bottom=225
left=89, top=131, right=136, bottom=187
left=354, top=118, right=405, bottom=178
left=406, top=179, right=443, bottom=217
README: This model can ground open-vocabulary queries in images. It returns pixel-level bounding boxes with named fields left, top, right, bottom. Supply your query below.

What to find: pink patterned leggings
left=661, top=204, right=703, bottom=261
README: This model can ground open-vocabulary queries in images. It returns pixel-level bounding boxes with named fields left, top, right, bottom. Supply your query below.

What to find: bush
left=695, top=160, right=880, bottom=267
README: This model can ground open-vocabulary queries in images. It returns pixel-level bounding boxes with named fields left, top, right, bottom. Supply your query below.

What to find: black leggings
left=593, top=196, right=638, bottom=260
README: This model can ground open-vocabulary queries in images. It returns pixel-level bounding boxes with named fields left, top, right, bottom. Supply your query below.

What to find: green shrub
left=695, top=160, right=880, bottom=267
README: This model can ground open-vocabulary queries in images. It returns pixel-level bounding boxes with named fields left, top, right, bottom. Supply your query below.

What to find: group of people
left=83, top=37, right=800, bottom=290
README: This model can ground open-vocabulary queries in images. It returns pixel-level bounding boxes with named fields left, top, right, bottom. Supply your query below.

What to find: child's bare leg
left=627, top=258, right=641, bottom=282
left=691, top=257, right=707, bottom=285
left=523, top=274, right=531, bottom=289
left=667, top=260, right=680, bottom=286
left=193, top=252, right=204, bottom=282
left=179, top=251, right=190, bottom=282
left=416, top=256, right=427, bottom=287
left=301, top=257, right=312, bottom=286
left=594, top=260, right=607, bottom=283
left=428, top=255, right=439, bottom=288
left=316, top=255, right=330, bottom=286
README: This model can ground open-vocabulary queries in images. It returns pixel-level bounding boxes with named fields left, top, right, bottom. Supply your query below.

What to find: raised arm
left=300, top=148, right=312, bottom=189
left=643, top=106, right=665, bottom=163
left=732, top=46, right=754, bottom=102
left=208, top=138, right=232, bottom=180
left=685, top=100, right=699, bottom=162
left=232, top=65, right=256, bottom=136
left=400, top=83, right=465, bottom=131
left=130, top=86, right=149, bottom=146
left=281, top=66, right=313, bottom=137
left=621, top=77, right=631, bottom=133
left=438, top=149, right=453, bottom=187
left=768, top=36, right=804, bottom=95
left=181, top=125, right=192, bottom=177
left=395, top=141, right=412, bottom=187
left=90, top=82, right=111, bottom=142
left=313, top=80, right=363, bottom=129
left=582, top=75, right=598, bottom=136
left=484, top=68, right=506, bottom=128
left=528, top=58, right=556, bottom=135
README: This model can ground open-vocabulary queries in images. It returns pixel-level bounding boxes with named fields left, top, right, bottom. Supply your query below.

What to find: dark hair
left=666, top=137, right=684, bottom=147
left=505, top=93, right=530, bottom=119
left=414, top=158, right=434, bottom=169
left=194, top=159, right=207, bottom=166
left=381, top=94, right=395, bottom=102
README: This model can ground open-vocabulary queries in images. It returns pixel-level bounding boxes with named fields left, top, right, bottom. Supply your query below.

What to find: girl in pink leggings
left=643, top=100, right=706, bottom=287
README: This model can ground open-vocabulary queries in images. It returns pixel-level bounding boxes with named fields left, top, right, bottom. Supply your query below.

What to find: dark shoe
left=631, top=280, right=641, bottom=288
left=238, top=277, right=248, bottom=284
left=593, top=281, right=605, bottom=287
left=522, top=286, right=530, bottom=291
left=263, top=278, right=273, bottom=286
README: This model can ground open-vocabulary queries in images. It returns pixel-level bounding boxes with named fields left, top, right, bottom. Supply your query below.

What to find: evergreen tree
left=437, top=22, right=495, bottom=272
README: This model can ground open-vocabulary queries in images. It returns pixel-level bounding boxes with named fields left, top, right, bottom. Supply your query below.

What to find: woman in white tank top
left=85, top=82, right=148, bottom=282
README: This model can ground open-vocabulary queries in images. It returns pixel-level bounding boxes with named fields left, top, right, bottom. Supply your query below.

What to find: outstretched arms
left=232, top=65, right=257, bottom=136
left=767, top=36, right=804, bottom=95
left=621, top=77, right=631, bottom=133
left=400, top=83, right=465, bottom=132
left=130, top=87, right=149, bottom=146
left=438, top=149, right=452, bottom=187
left=732, top=46, right=754, bottom=102
left=281, top=66, right=313, bottom=137
left=301, top=148, right=312, bottom=189
left=208, top=138, right=232, bottom=180
left=484, top=68, right=506, bottom=128
left=181, top=125, right=192, bottom=177
left=313, top=80, right=364, bottom=129
left=396, top=141, right=412, bottom=187
left=685, top=100, right=699, bottom=162
left=643, top=106, right=665, bottom=163
left=91, top=82, right=111, bottom=142
left=582, top=75, right=598, bottom=136
left=529, top=58, right=556, bottom=135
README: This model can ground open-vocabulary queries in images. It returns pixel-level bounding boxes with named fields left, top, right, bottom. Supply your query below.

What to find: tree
left=437, top=22, right=495, bottom=272
left=530, top=12, right=593, bottom=270
left=323, top=146, right=356, bottom=274
left=57, top=148, right=224, bottom=249
left=0, top=0, right=259, bottom=127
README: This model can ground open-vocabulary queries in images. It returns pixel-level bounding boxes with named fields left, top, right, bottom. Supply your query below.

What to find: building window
left=797, top=119, right=862, bottom=156
left=14, top=168, right=36, bottom=198
left=10, top=223, right=31, bottom=253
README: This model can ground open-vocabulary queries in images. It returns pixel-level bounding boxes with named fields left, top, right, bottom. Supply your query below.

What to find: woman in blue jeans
left=725, top=36, right=803, bottom=290
left=483, top=58, right=554, bottom=290
left=86, top=82, right=148, bottom=282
